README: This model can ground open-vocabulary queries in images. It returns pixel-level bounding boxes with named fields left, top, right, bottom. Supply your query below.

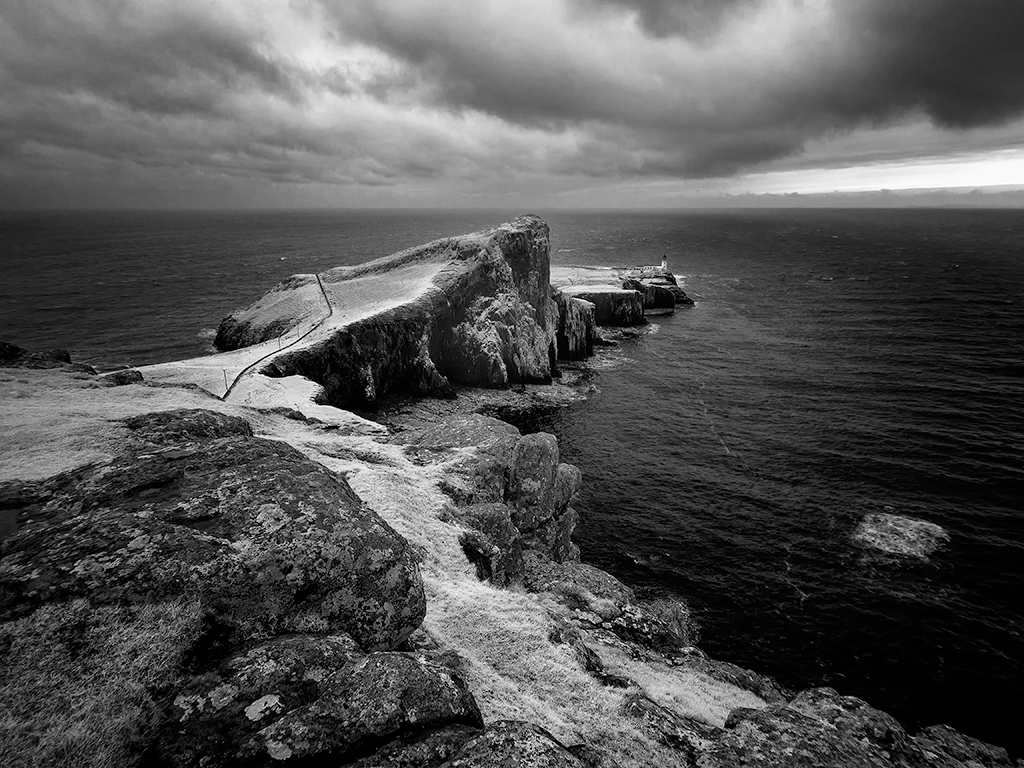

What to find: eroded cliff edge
left=1, top=218, right=1017, bottom=768
left=214, top=215, right=593, bottom=409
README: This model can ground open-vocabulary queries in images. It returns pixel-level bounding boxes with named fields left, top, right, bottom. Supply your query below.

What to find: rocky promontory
left=1, top=218, right=1015, bottom=768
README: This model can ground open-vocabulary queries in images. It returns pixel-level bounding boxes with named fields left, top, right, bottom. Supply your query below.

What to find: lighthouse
left=661, top=254, right=668, bottom=271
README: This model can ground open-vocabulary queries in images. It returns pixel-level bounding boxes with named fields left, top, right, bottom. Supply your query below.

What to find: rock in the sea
left=559, top=286, right=646, bottom=326
left=0, top=409, right=425, bottom=650
left=852, top=511, right=949, bottom=559
left=218, top=216, right=563, bottom=408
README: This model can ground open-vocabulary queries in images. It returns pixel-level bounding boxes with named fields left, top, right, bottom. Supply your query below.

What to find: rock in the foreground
left=0, top=408, right=425, bottom=650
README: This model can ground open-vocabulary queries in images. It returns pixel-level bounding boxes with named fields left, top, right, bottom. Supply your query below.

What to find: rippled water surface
left=3, top=207, right=1023, bottom=753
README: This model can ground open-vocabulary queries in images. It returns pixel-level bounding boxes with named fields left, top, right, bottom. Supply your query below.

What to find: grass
left=0, top=599, right=203, bottom=768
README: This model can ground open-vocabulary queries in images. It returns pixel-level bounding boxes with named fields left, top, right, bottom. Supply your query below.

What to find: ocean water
left=2, top=208, right=1023, bottom=754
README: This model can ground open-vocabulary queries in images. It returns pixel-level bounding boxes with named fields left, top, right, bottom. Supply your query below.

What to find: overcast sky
left=2, top=0, right=1024, bottom=208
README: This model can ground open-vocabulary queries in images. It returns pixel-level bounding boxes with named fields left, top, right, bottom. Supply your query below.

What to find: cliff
left=0, top=219, right=1014, bottom=768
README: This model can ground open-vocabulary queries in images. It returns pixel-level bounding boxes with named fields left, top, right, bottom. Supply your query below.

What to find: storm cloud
left=1, top=0, right=1023, bottom=206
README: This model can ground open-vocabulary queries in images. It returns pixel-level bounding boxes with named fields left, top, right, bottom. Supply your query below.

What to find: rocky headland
left=1, top=218, right=1017, bottom=768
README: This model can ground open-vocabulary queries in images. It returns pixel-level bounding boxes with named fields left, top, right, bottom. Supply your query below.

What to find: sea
left=2, top=208, right=1022, bottom=754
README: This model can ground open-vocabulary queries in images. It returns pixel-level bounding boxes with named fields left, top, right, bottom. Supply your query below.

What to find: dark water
left=2, top=208, right=1023, bottom=754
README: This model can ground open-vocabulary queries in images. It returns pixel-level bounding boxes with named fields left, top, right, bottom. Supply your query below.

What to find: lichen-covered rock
left=243, top=651, right=482, bottom=764
left=350, top=724, right=482, bottom=767
left=98, top=368, right=145, bottom=386
left=443, top=720, right=588, bottom=767
left=558, top=287, right=646, bottom=327
left=525, top=505, right=580, bottom=563
left=554, top=291, right=596, bottom=360
left=161, top=634, right=482, bottom=767
left=507, top=432, right=560, bottom=530
left=623, top=691, right=720, bottom=757
left=522, top=551, right=636, bottom=606
left=911, top=724, right=1015, bottom=767
left=124, top=408, right=254, bottom=443
left=675, top=655, right=790, bottom=704
left=451, top=502, right=524, bottom=586
left=414, top=414, right=521, bottom=506
left=0, top=341, right=96, bottom=373
left=713, top=687, right=926, bottom=768
left=0, top=409, right=424, bottom=650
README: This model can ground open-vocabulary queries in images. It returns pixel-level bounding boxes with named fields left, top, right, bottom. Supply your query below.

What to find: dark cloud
left=2, top=0, right=1023, bottom=208
left=320, top=0, right=1024, bottom=176
left=570, top=0, right=759, bottom=41
left=1, top=0, right=299, bottom=117
left=837, top=2, right=1024, bottom=128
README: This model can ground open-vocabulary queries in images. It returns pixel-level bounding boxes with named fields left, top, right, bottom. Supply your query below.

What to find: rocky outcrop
left=412, top=414, right=582, bottom=570
left=559, top=286, right=646, bottom=327
left=215, top=216, right=563, bottom=409
left=619, top=267, right=694, bottom=307
left=0, top=409, right=424, bottom=650
left=621, top=278, right=676, bottom=314
left=161, top=634, right=482, bottom=766
left=619, top=685, right=1019, bottom=768
left=0, top=341, right=96, bottom=373
left=554, top=291, right=596, bottom=360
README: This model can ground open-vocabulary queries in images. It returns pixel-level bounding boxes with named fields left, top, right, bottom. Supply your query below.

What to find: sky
left=2, top=0, right=1024, bottom=209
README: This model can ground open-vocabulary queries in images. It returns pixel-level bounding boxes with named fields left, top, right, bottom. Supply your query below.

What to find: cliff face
left=216, top=216, right=562, bottom=409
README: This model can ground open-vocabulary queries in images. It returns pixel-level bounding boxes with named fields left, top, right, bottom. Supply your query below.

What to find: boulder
left=559, top=286, right=646, bottom=327
left=912, top=724, right=1015, bottom=767
left=161, top=634, right=482, bottom=767
left=713, top=687, right=925, bottom=767
left=507, top=432, right=561, bottom=529
left=622, top=691, right=720, bottom=757
left=443, top=720, right=589, bottom=767
left=0, top=341, right=96, bottom=373
left=99, top=368, right=145, bottom=386
left=0, top=409, right=425, bottom=650
left=451, top=502, right=525, bottom=587
left=349, top=724, right=483, bottom=767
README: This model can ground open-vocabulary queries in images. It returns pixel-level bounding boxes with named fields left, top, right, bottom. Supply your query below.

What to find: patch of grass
left=0, top=598, right=203, bottom=768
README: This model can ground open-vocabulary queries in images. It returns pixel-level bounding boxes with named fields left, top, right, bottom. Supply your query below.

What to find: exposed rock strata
left=559, top=285, right=646, bottom=327
left=554, top=291, right=596, bottom=359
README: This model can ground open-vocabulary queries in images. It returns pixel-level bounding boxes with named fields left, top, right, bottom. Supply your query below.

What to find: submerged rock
left=852, top=511, right=949, bottom=559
